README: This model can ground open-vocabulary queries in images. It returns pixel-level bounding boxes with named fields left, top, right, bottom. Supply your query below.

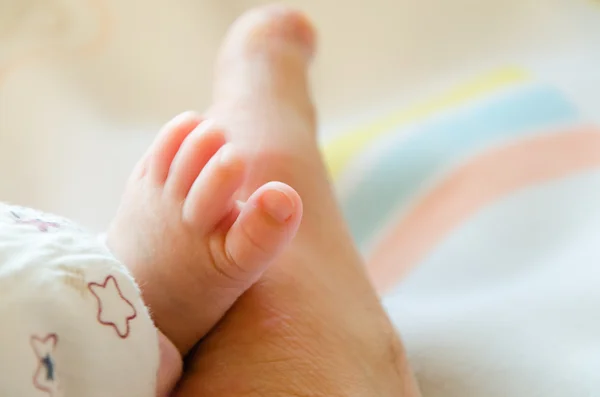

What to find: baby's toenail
left=219, top=144, right=237, bottom=165
left=260, top=189, right=295, bottom=223
left=196, top=118, right=216, bottom=134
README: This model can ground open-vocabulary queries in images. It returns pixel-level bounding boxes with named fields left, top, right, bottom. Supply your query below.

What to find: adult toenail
left=260, top=189, right=295, bottom=223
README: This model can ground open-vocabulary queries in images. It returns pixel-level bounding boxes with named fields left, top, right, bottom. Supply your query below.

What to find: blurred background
left=0, top=0, right=598, bottom=231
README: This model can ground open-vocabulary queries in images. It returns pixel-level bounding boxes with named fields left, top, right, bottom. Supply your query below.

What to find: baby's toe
left=146, top=112, right=203, bottom=184
left=224, top=182, right=303, bottom=279
left=182, top=143, right=246, bottom=232
left=186, top=182, right=301, bottom=338
left=164, top=121, right=226, bottom=198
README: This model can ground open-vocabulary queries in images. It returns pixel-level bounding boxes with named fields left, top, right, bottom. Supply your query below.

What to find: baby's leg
left=106, top=115, right=303, bottom=354
left=0, top=204, right=175, bottom=396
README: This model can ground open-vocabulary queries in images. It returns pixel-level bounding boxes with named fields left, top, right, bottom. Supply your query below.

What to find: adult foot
left=176, top=5, right=420, bottom=397
left=106, top=112, right=303, bottom=355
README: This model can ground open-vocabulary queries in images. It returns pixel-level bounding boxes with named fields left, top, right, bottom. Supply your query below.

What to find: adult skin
left=174, top=5, right=421, bottom=397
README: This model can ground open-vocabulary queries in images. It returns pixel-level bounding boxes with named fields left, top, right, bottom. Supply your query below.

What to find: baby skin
left=110, top=5, right=417, bottom=397
left=106, top=114, right=303, bottom=363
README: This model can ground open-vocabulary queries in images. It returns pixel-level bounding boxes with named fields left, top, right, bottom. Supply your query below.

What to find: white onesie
left=0, top=203, right=159, bottom=397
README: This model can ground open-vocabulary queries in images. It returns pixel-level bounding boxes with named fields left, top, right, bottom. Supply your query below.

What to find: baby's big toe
left=224, top=182, right=303, bottom=282
left=184, top=183, right=301, bottom=349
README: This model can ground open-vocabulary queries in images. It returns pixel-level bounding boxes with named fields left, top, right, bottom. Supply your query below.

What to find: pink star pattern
left=11, top=211, right=60, bottom=232
left=88, top=275, right=137, bottom=338
left=30, top=334, right=60, bottom=396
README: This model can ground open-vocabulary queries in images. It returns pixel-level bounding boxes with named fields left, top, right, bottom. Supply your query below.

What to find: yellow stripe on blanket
left=322, top=67, right=531, bottom=181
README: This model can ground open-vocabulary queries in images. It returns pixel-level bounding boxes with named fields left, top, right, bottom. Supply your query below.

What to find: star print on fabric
left=31, top=334, right=60, bottom=396
left=88, top=275, right=137, bottom=338
left=11, top=211, right=60, bottom=232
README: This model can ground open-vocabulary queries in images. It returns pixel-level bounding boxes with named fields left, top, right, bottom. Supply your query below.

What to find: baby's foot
left=106, top=113, right=303, bottom=354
